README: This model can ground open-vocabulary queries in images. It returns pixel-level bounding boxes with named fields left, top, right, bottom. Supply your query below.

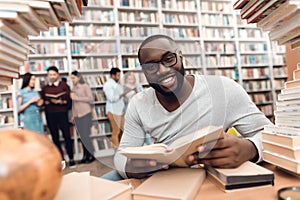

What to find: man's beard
left=148, top=64, right=185, bottom=97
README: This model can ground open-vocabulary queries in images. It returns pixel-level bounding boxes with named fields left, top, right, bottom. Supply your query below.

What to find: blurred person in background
left=70, top=70, right=95, bottom=163
left=123, top=72, right=143, bottom=113
left=39, top=66, right=75, bottom=167
left=18, top=72, right=44, bottom=134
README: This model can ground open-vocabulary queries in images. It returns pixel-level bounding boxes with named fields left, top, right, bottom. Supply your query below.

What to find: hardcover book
left=206, top=161, right=274, bottom=192
left=262, top=140, right=300, bottom=159
left=132, top=168, right=206, bottom=200
left=263, top=150, right=300, bottom=174
left=120, top=126, right=224, bottom=167
left=55, top=172, right=132, bottom=200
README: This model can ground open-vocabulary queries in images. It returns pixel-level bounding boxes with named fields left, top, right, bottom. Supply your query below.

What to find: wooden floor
left=63, top=156, right=114, bottom=177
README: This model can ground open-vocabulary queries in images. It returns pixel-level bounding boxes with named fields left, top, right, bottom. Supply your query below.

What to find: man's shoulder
left=131, top=88, right=154, bottom=103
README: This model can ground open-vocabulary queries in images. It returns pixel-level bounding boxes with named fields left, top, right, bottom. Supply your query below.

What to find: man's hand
left=125, top=159, right=169, bottom=179
left=187, top=132, right=258, bottom=168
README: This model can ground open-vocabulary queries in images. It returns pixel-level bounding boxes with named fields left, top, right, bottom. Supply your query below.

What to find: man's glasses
left=141, top=50, right=178, bottom=75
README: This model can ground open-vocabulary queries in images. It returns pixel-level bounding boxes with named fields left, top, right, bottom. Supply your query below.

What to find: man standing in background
left=103, top=68, right=131, bottom=148
left=40, top=66, right=75, bottom=167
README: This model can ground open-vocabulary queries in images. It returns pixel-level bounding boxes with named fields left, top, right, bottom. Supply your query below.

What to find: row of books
left=241, top=55, right=268, bottom=65
left=89, top=0, right=114, bottom=6
left=250, top=93, right=273, bottom=104
left=0, top=96, right=13, bottom=110
left=204, top=42, right=235, bottom=53
left=93, top=90, right=106, bottom=102
left=206, top=69, right=238, bottom=80
left=162, top=0, right=197, bottom=10
left=163, top=13, right=198, bottom=24
left=71, top=57, right=118, bottom=71
left=183, top=56, right=202, bottom=68
left=202, top=28, right=234, bottom=39
left=39, top=26, right=67, bottom=37
left=201, top=1, right=233, bottom=12
left=206, top=55, right=237, bottom=67
left=69, top=25, right=115, bottom=37
left=201, top=14, right=233, bottom=26
left=257, top=104, right=273, bottom=116
left=243, top=80, right=271, bottom=91
left=91, top=121, right=111, bottom=136
left=32, top=43, right=67, bottom=55
left=234, top=0, right=300, bottom=50
left=23, top=59, right=67, bottom=74
left=119, top=26, right=159, bottom=37
left=119, top=11, right=157, bottom=23
left=242, top=68, right=270, bottom=79
left=120, top=0, right=156, bottom=8
left=0, top=114, right=14, bottom=125
left=76, top=10, right=114, bottom=22
left=70, top=42, right=117, bottom=54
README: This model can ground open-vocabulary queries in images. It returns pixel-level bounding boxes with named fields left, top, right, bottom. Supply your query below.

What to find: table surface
left=122, top=162, right=300, bottom=200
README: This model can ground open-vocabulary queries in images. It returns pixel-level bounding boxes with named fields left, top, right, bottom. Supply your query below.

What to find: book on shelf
left=257, top=0, right=300, bottom=31
left=132, top=168, right=206, bottom=200
left=263, top=150, right=300, bottom=174
left=54, top=172, right=132, bottom=200
left=262, top=140, right=300, bottom=159
left=206, top=161, right=274, bottom=192
left=120, top=126, right=224, bottom=167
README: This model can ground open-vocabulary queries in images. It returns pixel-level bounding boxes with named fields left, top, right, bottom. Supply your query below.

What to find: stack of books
left=0, top=0, right=82, bottom=84
left=233, top=0, right=300, bottom=50
left=262, top=63, right=300, bottom=175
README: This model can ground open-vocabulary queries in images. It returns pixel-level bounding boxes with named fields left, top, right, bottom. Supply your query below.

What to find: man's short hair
left=110, top=67, right=121, bottom=76
left=138, top=34, right=176, bottom=59
left=47, top=66, right=59, bottom=73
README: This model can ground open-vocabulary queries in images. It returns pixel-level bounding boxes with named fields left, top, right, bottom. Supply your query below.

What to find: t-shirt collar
left=49, top=80, right=59, bottom=86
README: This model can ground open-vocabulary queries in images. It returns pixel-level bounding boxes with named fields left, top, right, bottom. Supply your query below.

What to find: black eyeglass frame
left=141, top=49, right=179, bottom=75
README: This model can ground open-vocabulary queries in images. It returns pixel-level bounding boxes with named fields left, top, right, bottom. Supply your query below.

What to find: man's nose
left=156, top=62, right=170, bottom=75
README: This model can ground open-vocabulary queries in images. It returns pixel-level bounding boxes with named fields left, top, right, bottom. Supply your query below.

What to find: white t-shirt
left=114, top=75, right=272, bottom=178
left=103, top=78, right=124, bottom=115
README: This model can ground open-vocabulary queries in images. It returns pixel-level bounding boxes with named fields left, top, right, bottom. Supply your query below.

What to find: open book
left=120, top=126, right=224, bottom=167
left=45, top=91, right=66, bottom=99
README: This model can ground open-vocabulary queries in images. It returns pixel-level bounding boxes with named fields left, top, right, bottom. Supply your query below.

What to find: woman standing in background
left=70, top=70, right=95, bottom=163
left=18, top=73, right=44, bottom=134
left=123, top=72, right=143, bottom=112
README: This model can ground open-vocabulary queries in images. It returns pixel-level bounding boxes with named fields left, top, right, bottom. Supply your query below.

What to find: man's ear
left=178, top=50, right=183, bottom=58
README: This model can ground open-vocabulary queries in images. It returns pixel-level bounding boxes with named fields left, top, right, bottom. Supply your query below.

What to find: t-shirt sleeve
left=222, top=77, right=273, bottom=162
